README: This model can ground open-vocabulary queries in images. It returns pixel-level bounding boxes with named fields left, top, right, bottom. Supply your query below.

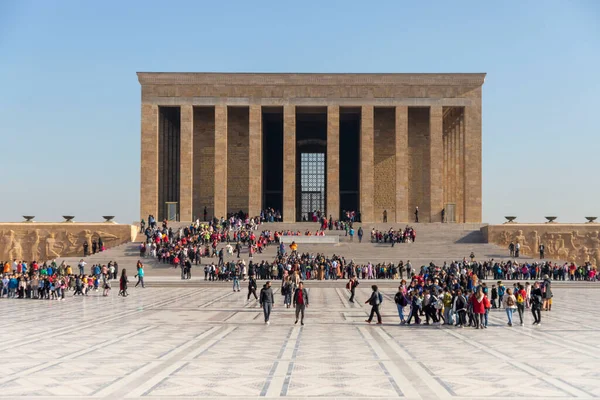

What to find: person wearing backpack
left=365, top=285, right=383, bottom=324
left=503, top=288, right=518, bottom=326
left=515, top=284, right=526, bottom=326
left=394, top=284, right=408, bottom=324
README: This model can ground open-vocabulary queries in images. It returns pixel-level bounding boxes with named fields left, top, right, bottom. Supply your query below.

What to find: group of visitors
left=257, top=280, right=309, bottom=325
left=140, top=217, right=330, bottom=274
left=0, top=258, right=143, bottom=300
left=370, top=226, right=417, bottom=244
left=380, top=275, right=552, bottom=328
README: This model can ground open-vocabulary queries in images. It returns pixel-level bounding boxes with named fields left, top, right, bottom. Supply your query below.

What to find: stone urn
left=22, top=215, right=35, bottom=222
left=62, top=215, right=75, bottom=223
left=545, top=216, right=557, bottom=223
left=585, top=217, right=597, bottom=223
left=504, top=216, right=517, bottom=223
left=103, top=215, right=115, bottom=223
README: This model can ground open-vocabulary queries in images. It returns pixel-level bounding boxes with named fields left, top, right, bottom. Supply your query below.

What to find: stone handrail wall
left=0, top=223, right=137, bottom=262
left=482, top=224, right=600, bottom=266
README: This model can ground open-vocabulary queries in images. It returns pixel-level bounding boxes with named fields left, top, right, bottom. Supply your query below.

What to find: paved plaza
left=1, top=285, right=598, bottom=399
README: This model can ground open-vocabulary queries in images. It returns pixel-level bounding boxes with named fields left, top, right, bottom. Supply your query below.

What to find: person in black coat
left=247, top=276, right=258, bottom=300
left=530, top=281, right=543, bottom=326
left=365, top=285, right=382, bottom=324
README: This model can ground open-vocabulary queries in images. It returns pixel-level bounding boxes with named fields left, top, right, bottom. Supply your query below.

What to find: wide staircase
left=56, top=222, right=551, bottom=281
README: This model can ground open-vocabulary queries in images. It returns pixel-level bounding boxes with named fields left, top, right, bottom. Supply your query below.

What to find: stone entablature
left=483, top=224, right=600, bottom=266
left=0, top=223, right=136, bottom=262
left=138, top=73, right=484, bottom=104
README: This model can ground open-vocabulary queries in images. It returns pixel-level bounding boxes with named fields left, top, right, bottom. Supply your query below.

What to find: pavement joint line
left=121, top=325, right=223, bottom=398
left=377, top=327, right=452, bottom=399
left=442, top=326, right=593, bottom=398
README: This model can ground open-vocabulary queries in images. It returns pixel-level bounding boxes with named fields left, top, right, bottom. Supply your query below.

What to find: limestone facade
left=483, top=224, right=600, bottom=266
left=0, top=223, right=136, bottom=262
left=138, top=73, right=485, bottom=223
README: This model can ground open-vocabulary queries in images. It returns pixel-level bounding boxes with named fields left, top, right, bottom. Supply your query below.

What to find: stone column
left=457, top=115, right=464, bottom=223
left=360, top=105, right=374, bottom=223
left=395, top=106, right=408, bottom=222
left=326, top=105, right=340, bottom=220
left=283, top=105, right=296, bottom=223
left=449, top=119, right=455, bottom=221
left=214, top=105, right=228, bottom=219
left=464, top=89, right=483, bottom=223
left=443, top=128, right=448, bottom=209
left=429, top=106, right=444, bottom=222
left=179, top=105, right=193, bottom=221
left=248, top=105, right=262, bottom=217
left=140, top=104, right=159, bottom=220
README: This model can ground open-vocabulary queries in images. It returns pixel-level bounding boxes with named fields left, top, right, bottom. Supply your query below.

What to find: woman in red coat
left=470, top=287, right=486, bottom=329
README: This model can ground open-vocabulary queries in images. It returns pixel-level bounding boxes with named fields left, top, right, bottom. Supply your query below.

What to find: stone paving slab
left=0, top=286, right=596, bottom=399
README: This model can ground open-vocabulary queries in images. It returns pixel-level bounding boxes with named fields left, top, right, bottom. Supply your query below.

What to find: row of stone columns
left=443, top=109, right=463, bottom=222
left=141, top=103, right=480, bottom=223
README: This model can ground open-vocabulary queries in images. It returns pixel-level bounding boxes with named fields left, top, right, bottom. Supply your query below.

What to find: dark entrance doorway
left=296, top=108, right=327, bottom=221
left=339, top=108, right=360, bottom=218
left=299, top=153, right=325, bottom=221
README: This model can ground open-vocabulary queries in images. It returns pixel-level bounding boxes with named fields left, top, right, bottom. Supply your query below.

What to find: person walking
left=503, top=288, right=517, bottom=326
left=282, top=276, right=293, bottom=308
left=515, top=284, right=526, bottom=326
left=119, top=269, right=129, bottom=297
left=414, top=206, right=419, bottom=223
left=530, top=281, right=543, bottom=326
left=365, top=285, right=383, bottom=324
left=293, top=282, right=309, bottom=325
left=135, top=263, right=145, bottom=288
left=347, top=276, right=359, bottom=303
left=232, top=267, right=241, bottom=292
left=259, top=281, right=275, bottom=325
left=247, top=275, right=258, bottom=300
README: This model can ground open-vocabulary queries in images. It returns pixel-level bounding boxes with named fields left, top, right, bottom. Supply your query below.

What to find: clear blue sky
left=1, top=0, right=598, bottom=224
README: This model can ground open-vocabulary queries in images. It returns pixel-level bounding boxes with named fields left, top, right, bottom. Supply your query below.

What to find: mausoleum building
left=138, top=72, right=484, bottom=223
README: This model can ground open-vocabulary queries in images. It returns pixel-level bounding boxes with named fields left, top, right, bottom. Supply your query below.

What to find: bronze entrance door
left=299, top=153, right=325, bottom=221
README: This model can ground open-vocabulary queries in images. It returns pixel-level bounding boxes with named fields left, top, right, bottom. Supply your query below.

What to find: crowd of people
left=139, top=217, right=330, bottom=272
left=0, top=258, right=145, bottom=299
left=370, top=226, right=417, bottom=244
left=381, top=275, right=552, bottom=327
left=249, top=269, right=553, bottom=328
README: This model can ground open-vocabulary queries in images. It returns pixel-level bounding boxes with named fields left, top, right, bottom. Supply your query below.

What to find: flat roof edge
left=136, top=72, right=486, bottom=86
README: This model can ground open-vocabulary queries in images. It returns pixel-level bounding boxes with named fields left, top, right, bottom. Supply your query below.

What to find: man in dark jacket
left=259, top=281, right=275, bottom=325
left=293, top=282, right=309, bottom=325
left=365, top=285, right=382, bottom=324
left=247, top=275, right=258, bottom=300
